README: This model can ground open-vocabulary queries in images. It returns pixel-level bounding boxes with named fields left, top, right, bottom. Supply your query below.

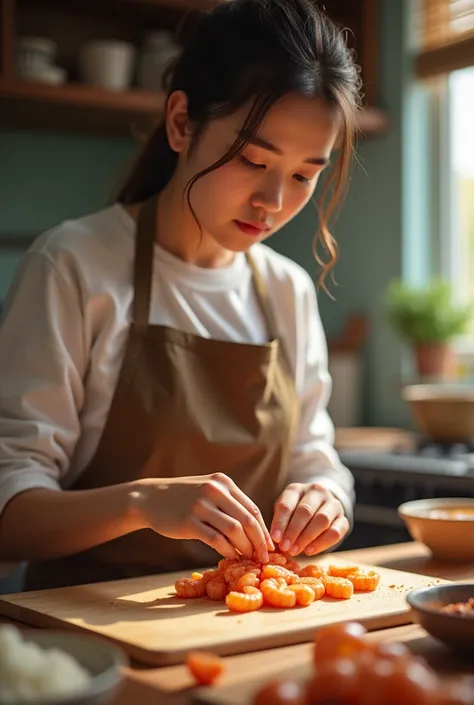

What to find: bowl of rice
left=0, top=623, right=127, bottom=704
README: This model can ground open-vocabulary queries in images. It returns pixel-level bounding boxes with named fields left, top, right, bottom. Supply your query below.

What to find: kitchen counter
left=2, top=541, right=474, bottom=705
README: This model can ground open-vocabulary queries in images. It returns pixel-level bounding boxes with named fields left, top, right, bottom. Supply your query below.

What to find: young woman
left=0, top=0, right=360, bottom=590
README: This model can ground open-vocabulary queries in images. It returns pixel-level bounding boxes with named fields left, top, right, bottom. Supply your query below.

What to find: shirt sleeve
left=0, top=248, right=86, bottom=575
left=286, top=276, right=355, bottom=527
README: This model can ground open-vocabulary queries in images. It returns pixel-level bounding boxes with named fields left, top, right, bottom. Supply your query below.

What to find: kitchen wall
left=0, top=0, right=417, bottom=427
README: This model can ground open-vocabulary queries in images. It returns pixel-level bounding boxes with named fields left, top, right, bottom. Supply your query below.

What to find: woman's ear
left=165, top=90, right=191, bottom=154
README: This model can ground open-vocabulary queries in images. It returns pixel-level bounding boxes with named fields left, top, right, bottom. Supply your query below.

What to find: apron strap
left=132, top=196, right=158, bottom=325
left=245, top=252, right=293, bottom=373
left=245, top=251, right=280, bottom=341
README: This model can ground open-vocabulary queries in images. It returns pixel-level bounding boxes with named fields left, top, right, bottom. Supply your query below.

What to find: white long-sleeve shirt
left=0, top=204, right=354, bottom=575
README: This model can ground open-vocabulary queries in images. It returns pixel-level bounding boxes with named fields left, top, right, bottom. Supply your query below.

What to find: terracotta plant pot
left=414, top=342, right=455, bottom=379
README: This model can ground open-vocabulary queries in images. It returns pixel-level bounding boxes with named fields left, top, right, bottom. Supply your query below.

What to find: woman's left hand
left=270, top=482, right=349, bottom=557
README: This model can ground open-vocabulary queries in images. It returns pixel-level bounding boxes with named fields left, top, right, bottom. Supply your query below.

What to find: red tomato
left=186, top=650, right=224, bottom=685
left=307, top=658, right=359, bottom=704
left=361, top=658, right=440, bottom=705
left=371, top=640, right=411, bottom=663
left=313, top=621, right=368, bottom=667
left=440, top=677, right=474, bottom=705
left=252, top=679, right=308, bottom=705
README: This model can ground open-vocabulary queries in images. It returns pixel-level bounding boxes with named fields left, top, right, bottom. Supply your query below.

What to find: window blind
left=416, top=0, right=474, bottom=77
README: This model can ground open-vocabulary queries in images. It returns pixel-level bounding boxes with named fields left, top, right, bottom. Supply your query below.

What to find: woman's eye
left=294, top=174, right=312, bottom=184
left=239, top=155, right=265, bottom=170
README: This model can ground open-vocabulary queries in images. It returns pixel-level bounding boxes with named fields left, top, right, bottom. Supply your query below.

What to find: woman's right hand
left=130, top=473, right=273, bottom=564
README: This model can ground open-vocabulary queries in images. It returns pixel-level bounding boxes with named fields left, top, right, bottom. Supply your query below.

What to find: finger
left=303, top=515, right=350, bottom=556
left=270, top=483, right=304, bottom=550
left=280, top=488, right=326, bottom=554
left=188, top=516, right=237, bottom=560
left=289, top=500, right=343, bottom=555
left=204, top=480, right=269, bottom=563
left=227, top=481, right=275, bottom=553
left=194, top=498, right=254, bottom=558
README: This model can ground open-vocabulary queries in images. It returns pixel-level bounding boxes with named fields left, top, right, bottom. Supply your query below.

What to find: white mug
left=79, top=40, right=136, bottom=91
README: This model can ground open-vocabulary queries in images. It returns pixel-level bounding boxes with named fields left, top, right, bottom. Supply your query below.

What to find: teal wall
left=0, top=134, right=136, bottom=298
left=0, top=0, right=415, bottom=426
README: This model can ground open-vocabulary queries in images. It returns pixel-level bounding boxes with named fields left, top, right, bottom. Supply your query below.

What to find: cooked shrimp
left=186, top=651, right=224, bottom=685
left=261, top=564, right=297, bottom=583
left=285, top=559, right=301, bottom=573
left=287, top=583, right=315, bottom=607
left=236, top=572, right=261, bottom=590
left=260, top=578, right=297, bottom=608
left=327, top=564, right=361, bottom=578
left=267, top=552, right=288, bottom=566
left=206, top=579, right=229, bottom=601
left=175, top=578, right=208, bottom=598
left=274, top=577, right=288, bottom=589
left=224, top=563, right=260, bottom=583
left=298, top=564, right=327, bottom=580
left=201, top=569, right=223, bottom=583
left=297, top=577, right=325, bottom=599
left=225, top=586, right=263, bottom=613
left=346, top=570, right=380, bottom=592
left=191, top=572, right=203, bottom=580
left=323, top=576, right=354, bottom=599
left=218, top=558, right=238, bottom=572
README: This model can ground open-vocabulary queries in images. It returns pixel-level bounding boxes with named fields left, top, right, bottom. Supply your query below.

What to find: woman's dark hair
left=117, top=0, right=362, bottom=288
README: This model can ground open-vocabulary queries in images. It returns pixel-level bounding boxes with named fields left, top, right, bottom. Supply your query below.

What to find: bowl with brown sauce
left=398, top=497, right=474, bottom=561
left=407, top=583, right=474, bottom=651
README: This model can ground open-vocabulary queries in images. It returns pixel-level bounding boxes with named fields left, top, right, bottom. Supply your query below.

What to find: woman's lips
left=234, top=220, right=270, bottom=237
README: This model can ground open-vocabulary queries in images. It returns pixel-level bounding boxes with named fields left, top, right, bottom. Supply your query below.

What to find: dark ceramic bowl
left=406, top=583, right=474, bottom=651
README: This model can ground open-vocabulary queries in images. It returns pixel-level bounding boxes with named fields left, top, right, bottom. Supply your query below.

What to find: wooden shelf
left=0, top=0, right=388, bottom=138
left=0, top=79, right=388, bottom=139
left=358, top=105, right=389, bottom=137
left=0, top=79, right=165, bottom=137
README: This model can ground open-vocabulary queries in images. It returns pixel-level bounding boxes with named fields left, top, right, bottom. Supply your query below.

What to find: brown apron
left=26, top=196, right=299, bottom=590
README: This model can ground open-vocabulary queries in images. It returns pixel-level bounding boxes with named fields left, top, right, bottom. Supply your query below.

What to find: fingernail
left=272, top=529, right=282, bottom=543
left=280, top=538, right=291, bottom=552
left=289, top=545, right=300, bottom=556
left=267, top=537, right=275, bottom=552
left=306, top=546, right=316, bottom=555
left=261, top=551, right=269, bottom=564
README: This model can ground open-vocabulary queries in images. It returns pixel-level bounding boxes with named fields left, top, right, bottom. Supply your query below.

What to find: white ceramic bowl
left=1, top=629, right=127, bottom=705
left=398, top=497, right=474, bottom=561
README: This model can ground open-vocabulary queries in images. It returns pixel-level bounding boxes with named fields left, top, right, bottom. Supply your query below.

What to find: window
left=447, top=67, right=474, bottom=328
left=437, top=66, right=474, bottom=347
left=415, top=0, right=474, bottom=353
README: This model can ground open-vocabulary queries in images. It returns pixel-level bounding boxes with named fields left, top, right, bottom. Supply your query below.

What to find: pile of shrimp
left=174, top=552, right=380, bottom=613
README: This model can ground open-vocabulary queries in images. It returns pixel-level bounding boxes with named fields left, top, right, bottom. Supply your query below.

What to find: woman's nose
left=250, top=172, right=284, bottom=213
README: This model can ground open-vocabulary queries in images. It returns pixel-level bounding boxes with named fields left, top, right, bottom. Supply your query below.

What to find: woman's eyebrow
left=237, top=131, right=329, bottom=165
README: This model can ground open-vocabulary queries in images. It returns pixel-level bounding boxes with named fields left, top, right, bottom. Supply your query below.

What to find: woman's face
left=167, top=91, right=340, bottom=255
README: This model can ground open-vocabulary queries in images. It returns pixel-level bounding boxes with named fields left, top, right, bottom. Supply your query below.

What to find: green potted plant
left=385, top=278, right=474, bottom=379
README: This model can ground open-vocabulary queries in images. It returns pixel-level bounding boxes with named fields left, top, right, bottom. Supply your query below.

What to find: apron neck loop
left=245, top=252, right=279, bottom=341
left=245, top=252, right=293, bottom=372
left=131, top=196, right=286, bottom=359
left=132, top=196, right=158, bottom=325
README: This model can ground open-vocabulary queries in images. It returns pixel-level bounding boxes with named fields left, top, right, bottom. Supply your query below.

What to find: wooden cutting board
left=0, top=559, right=446, bottom=666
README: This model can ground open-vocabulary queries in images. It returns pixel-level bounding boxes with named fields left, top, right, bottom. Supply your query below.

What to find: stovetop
left=338, top=439, right=474, bottom=477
